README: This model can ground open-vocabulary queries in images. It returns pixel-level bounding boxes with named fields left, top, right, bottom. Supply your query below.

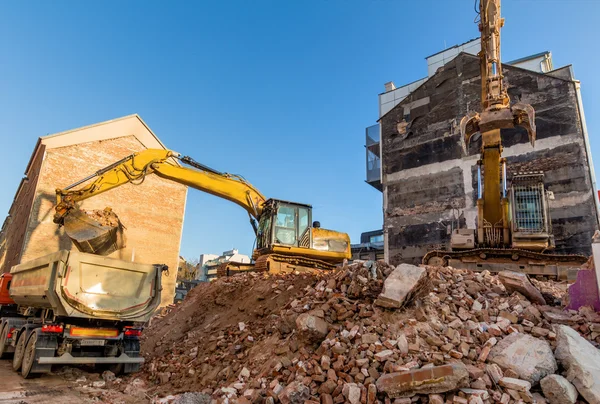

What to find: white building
left=198, top=249, right=251, bottom=281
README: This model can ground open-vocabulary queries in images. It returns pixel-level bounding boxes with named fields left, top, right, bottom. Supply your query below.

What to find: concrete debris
left=374, top=264, right=428, bottom=308
left=295, top=313, right=329, bottom=343
left=101, top=370, right=116, bottom=383
left=375, top=362, right=468, bottom=398
left=172, top=392, right=212, bottom=404
left=92, top=380, right=106, bottom=388
left=498, top=270, right=546, bottom=305
left=122, top=261, right=600, bottom=404
left=554, top=324, right=600, bottom=404
left=278, top=381, right=310, bottom=404
left=540, top=374, right=578, bottom=404
left=488, top=332, right=557, bottom=384
left=342, top=382, right=361, bottom=404
left=498, top=377, right=531, bottom=392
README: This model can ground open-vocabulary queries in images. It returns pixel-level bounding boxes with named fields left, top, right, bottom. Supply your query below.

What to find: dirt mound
left=130, top=262, right=599, bottom=404
left=85, top=208, right=122, bottom=228
left=140, top=271, right=326, bottom=395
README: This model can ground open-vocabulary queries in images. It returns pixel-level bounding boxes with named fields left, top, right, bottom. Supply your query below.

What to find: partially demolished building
left=365, top=39, right=599, bottom=265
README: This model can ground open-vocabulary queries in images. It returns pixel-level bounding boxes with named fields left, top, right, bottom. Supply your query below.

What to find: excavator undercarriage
left=423, top=248, right=588, bottom=281
left=217, top=253, right=337, bottom=278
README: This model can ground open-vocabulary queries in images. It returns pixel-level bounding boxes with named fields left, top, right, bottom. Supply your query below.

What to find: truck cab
left=0, top=274, right=16, bottom=311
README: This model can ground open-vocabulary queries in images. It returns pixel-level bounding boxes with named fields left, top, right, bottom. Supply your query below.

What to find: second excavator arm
left=54, top=149, right=267, bottom=234
left=461, top=0, right=536, bottom=151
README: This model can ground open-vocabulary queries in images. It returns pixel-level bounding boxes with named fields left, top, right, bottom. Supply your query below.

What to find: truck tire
left=123, top=339, right=141, bottom=374
left=102, top=339, right=141, bottom=375
left=0, top=323, right=9, bottom=359
left=12, top=330, right=27, bottom=371
left=21, top=332, right=39, bottom=378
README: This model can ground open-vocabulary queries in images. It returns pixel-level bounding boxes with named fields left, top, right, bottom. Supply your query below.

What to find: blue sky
left=0, top=0, right=598, bottom=260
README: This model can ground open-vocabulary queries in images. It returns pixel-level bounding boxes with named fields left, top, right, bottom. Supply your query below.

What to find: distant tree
left=177, top=257, right=200, bottom=281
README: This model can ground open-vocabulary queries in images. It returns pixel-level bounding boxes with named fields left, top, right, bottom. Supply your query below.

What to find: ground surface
left=0, top=361, right=86, bottom=404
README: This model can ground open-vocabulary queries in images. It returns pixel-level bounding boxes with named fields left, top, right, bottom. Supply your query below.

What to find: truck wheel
left=123, top=339, right=141, bottom=374
left=12, top=331, right=27, bottom=371
left=0, top=324, right=9, bottom=359
left=21, top=332, right=39, bottom=379
left=102, top=339, right=140, bottom=375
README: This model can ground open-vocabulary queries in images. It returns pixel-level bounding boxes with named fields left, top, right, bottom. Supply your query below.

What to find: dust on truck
left=0, top=250, right=166, bottom=378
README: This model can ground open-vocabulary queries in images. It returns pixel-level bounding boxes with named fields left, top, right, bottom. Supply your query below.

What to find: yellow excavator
left=422, top=0, right=587, bottom=279
left=53, top=149, right=351, bottom=276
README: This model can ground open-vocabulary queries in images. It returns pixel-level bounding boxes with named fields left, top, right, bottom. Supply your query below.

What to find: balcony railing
left=365, top=124, right=382, bottom=191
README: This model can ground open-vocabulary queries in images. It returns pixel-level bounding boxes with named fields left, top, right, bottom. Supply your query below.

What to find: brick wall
left=381, top=53, right=598, bottom=265
left=0, top=145, right=46, bottom=272
left=20, top=135, right=186, bottom=306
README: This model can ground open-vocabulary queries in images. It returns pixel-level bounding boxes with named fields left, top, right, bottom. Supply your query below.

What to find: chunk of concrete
left=554, top=324, right=600, bottom=404
left=498, top=377, right=531, bottom=392
left=488, top=332, right=556, bottom=384
left=278, top=382, right=310, bottom=404
left=498, top=271, right=546, bottom=305
left=540, top=374, right=578, bottom=404
left=295, top=313, right=328, bottom=343
left=376, top=362, right=469, bottom=398
left=342, top=383, right=361, bottom=404
left=375, top=264, right=427, bottom=309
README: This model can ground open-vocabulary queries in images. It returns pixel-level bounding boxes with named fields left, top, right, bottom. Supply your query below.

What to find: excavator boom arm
left=54, top=148, right=267, bottom=225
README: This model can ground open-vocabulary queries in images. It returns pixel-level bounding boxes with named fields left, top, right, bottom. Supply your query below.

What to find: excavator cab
left=256, top=199, right=312, bottom=250
left=255, top=199, right=350, bottom=259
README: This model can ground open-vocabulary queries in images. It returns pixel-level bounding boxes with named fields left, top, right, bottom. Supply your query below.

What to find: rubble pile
left=84, top=208, right=122, bottom=227
left=132, top=262, right=600, bottom=404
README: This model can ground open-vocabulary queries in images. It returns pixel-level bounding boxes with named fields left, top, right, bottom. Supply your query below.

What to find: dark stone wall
left=382, top=53, right=598, bottom=265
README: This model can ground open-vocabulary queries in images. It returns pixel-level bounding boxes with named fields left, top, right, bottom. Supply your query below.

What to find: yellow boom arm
left=460, top=0, right=536, bottom=247
left=54, top=149, right=267, bottom=226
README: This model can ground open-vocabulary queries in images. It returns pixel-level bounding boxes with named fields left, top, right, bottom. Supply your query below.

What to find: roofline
left=503, top=59, right=574, bottom=83
left=24, top=139, right=43, bottom=175
left=424, top=38, right=479, bottom=60
left=378, top=76, right=428, bottom=96
left=377, top=52, right=574, bottom=123
left=41, top=114, right=167, bottom=149
left=507, top=51, right=551, bottom=65
left=23, top=114, right=171, bottom=178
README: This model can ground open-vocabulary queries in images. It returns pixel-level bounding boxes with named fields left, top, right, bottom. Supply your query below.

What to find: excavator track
left=217, top=253, right=336, bottom=278
left=422, top=248, right=588, bottom=281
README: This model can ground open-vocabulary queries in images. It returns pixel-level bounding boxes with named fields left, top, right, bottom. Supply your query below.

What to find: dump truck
left=0, top=250, right=166, bottom=378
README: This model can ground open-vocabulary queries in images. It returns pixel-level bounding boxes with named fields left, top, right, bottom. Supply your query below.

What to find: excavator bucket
left=63, top=208, right=126, bottom=255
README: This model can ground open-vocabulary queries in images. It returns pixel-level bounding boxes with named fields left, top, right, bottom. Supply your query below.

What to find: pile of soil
left=85, top=208, right=122, bottom=228
left=126, top=262, right=599, bottom=404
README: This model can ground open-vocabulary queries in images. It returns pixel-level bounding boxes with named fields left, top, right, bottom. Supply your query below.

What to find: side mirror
left=312, top=221, right=321, bottom=228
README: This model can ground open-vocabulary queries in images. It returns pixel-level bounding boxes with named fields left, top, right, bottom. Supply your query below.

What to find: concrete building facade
left=199, top=249, right=251, bottom=282
left=366, top=41, right=599, bottom=266
left=0, top=115, right=188, bottom=306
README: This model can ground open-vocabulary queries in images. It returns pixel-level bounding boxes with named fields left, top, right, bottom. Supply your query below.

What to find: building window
left=370, top=234, right=383, bottom=243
